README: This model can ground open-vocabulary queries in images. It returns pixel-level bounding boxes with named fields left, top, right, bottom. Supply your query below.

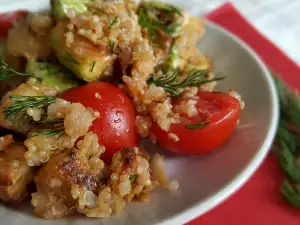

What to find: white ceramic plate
left=0, top=1, right=279, bottom=224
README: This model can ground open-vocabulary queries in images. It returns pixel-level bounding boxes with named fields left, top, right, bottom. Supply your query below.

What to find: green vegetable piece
left=52, top=0, right=90, bottom=20
left=26, top=61, right=79, bottom=91
left=271, top=71, right=300, bottom=209
left=55, top=52, right=109, bottom=82
left=49, top=21, right=114, bottom=82
left=277, top=141, right=300, bottom=182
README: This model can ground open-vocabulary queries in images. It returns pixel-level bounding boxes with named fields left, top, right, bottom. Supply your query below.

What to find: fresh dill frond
left=36, top=119, right=65, bottom=138
left=64, top=52, right=80, bottom=65
left=38, top=117, right=64, bottom=125
left=109, top=40, right=115, bottom=55
left=91, top=61, right=96, bottom=72
left=3, top=96, right=57, bottom=125
left=3, top=96, right=66, bottom=137
left=138, top=1, right=184, bottom=38
left=148, top=70, right=225, bottom=96
left=146, top=1, right=182, bottom=15
left=138, top=8, right=159, bottom=39
left=38, top=128, right=65, bottom=137
left=108, top=16, right=118, bottom=29
left=129, top=175, right=136, bottom=183
left=185, top=122, right=210, bottom=129
left=0, top=60, right=30, bottom=80
left=93, top=7, right=118, bottom=29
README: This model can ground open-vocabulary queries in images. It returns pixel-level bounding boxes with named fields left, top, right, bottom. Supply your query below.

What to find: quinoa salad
left=0, top=0, right=244, bottom=220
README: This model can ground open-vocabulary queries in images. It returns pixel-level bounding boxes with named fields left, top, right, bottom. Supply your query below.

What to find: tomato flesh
left=62, top=82, right=137, bottom=162
left=0, top=10, right=28, bottom=37
left=152, top=92, right=241, bottom=155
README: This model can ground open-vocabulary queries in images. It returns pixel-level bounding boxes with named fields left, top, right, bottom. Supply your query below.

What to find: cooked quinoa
left=0, top=0, right=243, bottom=220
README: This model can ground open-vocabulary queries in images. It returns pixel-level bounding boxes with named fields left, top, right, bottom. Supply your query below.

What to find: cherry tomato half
left=152, top=92, right=241, bottom=155
left=62, top=82, right=137, bottom=162
left=0, top=10, right=28, bottom=37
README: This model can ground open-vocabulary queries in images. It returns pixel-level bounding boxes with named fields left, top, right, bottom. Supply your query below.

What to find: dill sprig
left=0, top=60, right=30, bottom=80
left=92, top=7, right=118, bottom=29
left=64, top=52, right=80, bottom=65
left=129, top=175, right=136, bottom=183
left=38, top=128, right=65, bottom=137
left=185, top=122, right=210, bottom=129
left=109, top=40, right=115, bottom=55
left=272, top=72, right=300, bottom=208
left=108, top=16, right=118, bottom=29
left=148, top=70, right=225, bottom=96
left=3, top=96, right=67, bottom=137
left=91, top=61, right=96, bottom=72
left=3, top=96, right=57, bottom=125
left=147, top=1, right=182, bottom=15
left=36, top=118, right=65, bottom=137
left=138, top=1, right=183, bottom=38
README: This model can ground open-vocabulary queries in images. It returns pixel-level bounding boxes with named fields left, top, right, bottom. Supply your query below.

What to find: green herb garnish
left=3, top=96, right=57, bottom=125
left=93, top=7, right=118, bottom=29
left=108, top=16, right=118, bottom=29
left=272, top=73, right=300, bottom=208
left=3, top=96, right=66, bottom=137
left=109, top=40, right=115, bottom=55
left=138, top=1, right=184, bottom=39
left=0, top=60, right=30, bottom=80
left=33, top=118, right=65, bottom=137
left=37, top=128, right=65, bottom=137
left=185, top=122, right=210, bottom=129
left=129, top=175, right=136, bottom=182
left=91, top=61, right=96, bottom=72
left=148, top=70, right=224, bottom=96
left=64, top=52, right=80, bottom=65
left=147, top=1, right=182, bottom=15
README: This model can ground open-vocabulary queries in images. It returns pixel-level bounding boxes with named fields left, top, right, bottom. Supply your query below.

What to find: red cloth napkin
left=187, top=3, right=300, bottom=225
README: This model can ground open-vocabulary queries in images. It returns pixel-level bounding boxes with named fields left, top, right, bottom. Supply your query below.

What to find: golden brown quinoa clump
left=70, top=147, right=157, bottom=218
left=31, top=132, right=106, bottom=219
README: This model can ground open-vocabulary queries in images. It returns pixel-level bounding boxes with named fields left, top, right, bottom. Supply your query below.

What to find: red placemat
left=187, top=3, right=300, bottom=225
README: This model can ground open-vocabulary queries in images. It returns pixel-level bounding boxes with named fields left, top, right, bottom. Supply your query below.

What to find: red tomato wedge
left=152, top=92, right=241, bottom=155
left=62, top=82, right=137, bottom=162
left=0, top=10, right=28, bottom=37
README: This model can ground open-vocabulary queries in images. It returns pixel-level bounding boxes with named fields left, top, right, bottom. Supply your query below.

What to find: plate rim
left=157, top=20, right=280, bottom=225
